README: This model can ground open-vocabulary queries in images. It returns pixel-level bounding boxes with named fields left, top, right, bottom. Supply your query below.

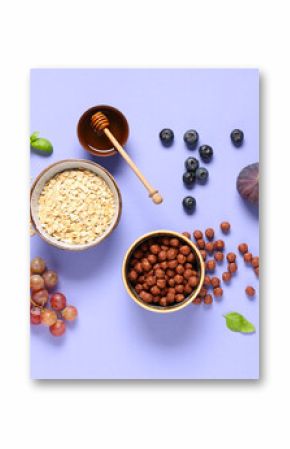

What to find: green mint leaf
left=31, top=137, right=53, bottom=155
left=224, top=312, right=256, bottom=334
left=240, top=319, right=256, bottom=334
left=30, top=131, right=39, bottom=143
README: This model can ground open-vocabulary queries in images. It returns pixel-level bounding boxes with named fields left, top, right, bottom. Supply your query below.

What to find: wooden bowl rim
left=30, top=159, right=122, bottom=251
left=122, top=230, right=205, bottom=313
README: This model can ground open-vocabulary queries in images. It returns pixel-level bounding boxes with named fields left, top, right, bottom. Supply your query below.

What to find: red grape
left=30, top=306, right=41, bottom=325
left=62, top=305, right=78, bottom=321
left=50, top=292, right=67, bottom=311
left=49, top=319, right=66, bottom=337
left=40, top=308, right=57, bottom=326
left=31, top=289, right=49, bottom=307
left=42, top=270, right=58, bottom=290
left=30, top=257, right=46, bottom=274
left=30, top=274, right=45, bottom=292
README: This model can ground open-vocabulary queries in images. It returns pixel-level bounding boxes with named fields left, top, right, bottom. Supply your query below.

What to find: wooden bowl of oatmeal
left=30, top=159, right=122, bottom=250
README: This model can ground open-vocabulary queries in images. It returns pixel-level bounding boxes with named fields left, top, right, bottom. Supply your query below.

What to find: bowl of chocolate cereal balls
left=122, top=230, right=205, bottom=313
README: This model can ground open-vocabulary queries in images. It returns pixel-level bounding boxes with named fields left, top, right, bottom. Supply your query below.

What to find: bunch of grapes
left=30, top=257, right=78, bottom=337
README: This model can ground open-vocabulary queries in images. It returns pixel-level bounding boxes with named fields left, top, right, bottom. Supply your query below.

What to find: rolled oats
left=38, top=169, right=115, bottom=244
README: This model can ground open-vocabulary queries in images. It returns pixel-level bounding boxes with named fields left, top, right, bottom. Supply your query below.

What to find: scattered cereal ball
left=192, top=296, right=202, bottom=304
left=222, top=272, right=232, bottom=282
left=206, top=259, right=216, bottom=272
left=199, top=287, right=207, bottom=298
left=205, top=228, right=215, bottom=240
left=214, top=252, right=224, bottom=262
left=196, top=239, right=205, bottom=250
left=180, top=245, right=191, bottom=256
left=213, top=287, right=223, bottom=297
left=205, top=242, right=214, bottom=253
left=193, top=230, right=203, bottom=240
left=211, top=277, right=220, bottom=288
left=243, top=252, right=252, bottom=263
left=204, top=294, right=213, bottom=305
left=226, top=252, right=236, bottom=263
left=228, top=262, right=237, bottom=273
left=245, top=286, right=256, bottom=297
left=254, top=267, right=259, bottom=277
left=182, top=232, right=191, bottom=239
left=252, top=257, right=259, bottom=268
left=238, top=243, right=248, bottom=254
left=203, top=275, right=211, bottom=287
left=220, top=221, right=231, bottom=233
left=214, top=240, right=225, bottom=251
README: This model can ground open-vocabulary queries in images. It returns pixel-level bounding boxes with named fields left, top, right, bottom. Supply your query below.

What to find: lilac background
left=30, top=69, right=259, bottom=379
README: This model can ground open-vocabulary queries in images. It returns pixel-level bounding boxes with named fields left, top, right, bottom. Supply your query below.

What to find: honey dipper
left=91, top=112, right=163, bottom=204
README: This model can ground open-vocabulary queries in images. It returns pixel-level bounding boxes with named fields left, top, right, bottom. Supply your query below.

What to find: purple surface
left=30, top=69, right=259, bottom=379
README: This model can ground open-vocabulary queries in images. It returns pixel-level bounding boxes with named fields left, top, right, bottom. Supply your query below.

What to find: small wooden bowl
left=77, top=105, right=129, bottom=157
left=30, top=159, right=122, bottom=251
left=122, top=230, right=205, bottom=313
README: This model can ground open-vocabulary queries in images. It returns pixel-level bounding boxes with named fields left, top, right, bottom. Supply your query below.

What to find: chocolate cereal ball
left=193, top=230, right=203, bottom=240
left=205, top=228, right=215, bottom=240
left=214, top=252, right=224, bottom=262
left=220, top=221, right=231, bottom=233
left=245, top=286, right=256, bottom=297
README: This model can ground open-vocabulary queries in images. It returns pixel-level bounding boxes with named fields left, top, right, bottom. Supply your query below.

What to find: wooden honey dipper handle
left=91, top=112, right=163, bottom=205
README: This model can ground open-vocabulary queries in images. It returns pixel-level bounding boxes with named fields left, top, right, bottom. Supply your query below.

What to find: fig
left=236, top=163, right=259, bottom=205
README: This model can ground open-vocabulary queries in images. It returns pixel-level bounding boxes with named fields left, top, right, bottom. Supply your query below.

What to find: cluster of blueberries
left=159, top=128, right=244, bottom=214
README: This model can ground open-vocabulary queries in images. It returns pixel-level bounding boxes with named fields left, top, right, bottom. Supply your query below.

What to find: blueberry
left=199, top=145, right=213, bottom=163
left=159, top=128, right=174, bottom=146
left=230, top=129, right=244, bottom=147
left=183, top=129, right=199, bottom=149
left=183, top=171, right=196, bottom=187
left=185, top=157, right=199, bottom=172
left=196, top=167, right=209, bottom=184
left=182, top=196, right=196, bottom=213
